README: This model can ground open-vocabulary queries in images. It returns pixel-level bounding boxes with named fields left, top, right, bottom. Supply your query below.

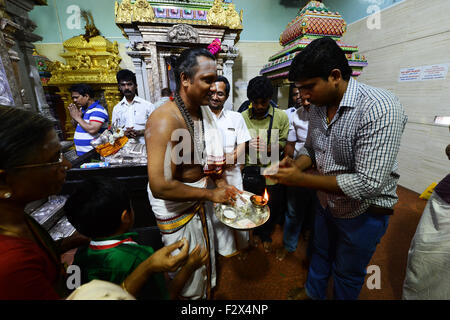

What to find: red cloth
left=0, top=234, right=61, bottom=300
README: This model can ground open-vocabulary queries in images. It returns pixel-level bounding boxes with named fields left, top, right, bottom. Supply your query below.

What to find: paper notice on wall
left=398, top=63, right=449, bottom=82
left=420, top=64, right=449, bottom=81
left=398, top=67, right=422, bottom=82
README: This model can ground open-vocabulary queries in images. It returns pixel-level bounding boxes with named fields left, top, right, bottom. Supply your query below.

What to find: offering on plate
left=250, top=195, right=268, bottom=208
left=223, top=207, right=237, bottom=220
left=215, top=190, right=270, bottom=230
left=250, top=189, right=269, bottom=208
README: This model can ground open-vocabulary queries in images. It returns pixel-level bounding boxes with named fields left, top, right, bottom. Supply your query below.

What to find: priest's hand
left=209, top=185, right=243, bottom=205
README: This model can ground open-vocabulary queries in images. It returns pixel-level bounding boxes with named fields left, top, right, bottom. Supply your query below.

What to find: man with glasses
left=112, top=69, right=155, bottom=145
left=68, top=83, right=109, bottom=156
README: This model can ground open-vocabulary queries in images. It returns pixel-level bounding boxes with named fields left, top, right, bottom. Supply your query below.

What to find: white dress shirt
left=112, top=96, right=155, bottom=144
left=209, top=108, right=252, bottom=256
left=211, top=109, right=251, bottom=189
left=287, top=106, right=310, bottom=159
left=285, top=106, right=297, bottom=126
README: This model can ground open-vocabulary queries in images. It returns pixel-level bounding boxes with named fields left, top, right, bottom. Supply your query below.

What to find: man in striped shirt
left=68, top=84, right=109, bottom=155
left=270, top=37, right=408, bottom=300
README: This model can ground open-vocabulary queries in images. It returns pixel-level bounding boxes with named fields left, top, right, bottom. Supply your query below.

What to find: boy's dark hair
left=247, top=76, right=273, bottom=102
left=216, top=75, right=230, bottom=97
left=0, top=106, right=54, bottom=169
left=68, top=83, right=95, bottom=98
left=64, top=176, right=131, bottom=238
left=288, top=37, right=352, bottom=82
left=173, top=47, right=215, bottom=92
left=116, top=69, right=137, bottom=85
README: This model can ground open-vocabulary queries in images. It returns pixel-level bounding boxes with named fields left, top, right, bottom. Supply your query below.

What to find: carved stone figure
left=167, top=24, right=198, bottom=43
left=207, top=0, right=227, bottom=26
left=133, top=0, right=155, bottom=22
left=115, top=0, right=132, bottom=24
left=226, top=4, right=243, bottom=29
left=74, top=52, right=92, bottom=69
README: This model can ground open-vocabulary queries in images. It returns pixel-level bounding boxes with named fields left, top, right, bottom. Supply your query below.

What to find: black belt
left=367, top=204, right=394, bottom=216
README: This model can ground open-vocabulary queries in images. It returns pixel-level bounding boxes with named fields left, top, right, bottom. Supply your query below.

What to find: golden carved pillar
left=55, top=86, right=73, bottom=140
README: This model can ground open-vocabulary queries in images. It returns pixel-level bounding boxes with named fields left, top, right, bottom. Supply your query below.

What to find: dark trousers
left=305, top=204, right=389, bottom=300
left=282, top=186, right=317, bottom=252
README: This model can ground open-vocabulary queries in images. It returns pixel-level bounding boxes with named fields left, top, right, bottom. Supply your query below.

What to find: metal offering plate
left=214, top=191, right=270, bottom=230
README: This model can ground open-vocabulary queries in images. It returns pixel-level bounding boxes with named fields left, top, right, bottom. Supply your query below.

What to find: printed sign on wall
left=398, top=63, right=449, bottom=82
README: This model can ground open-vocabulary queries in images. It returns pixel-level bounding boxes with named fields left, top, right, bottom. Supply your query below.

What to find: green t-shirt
left=242, top=105, right=289, bottom=184
left=73, top=232, right=169, bottom=300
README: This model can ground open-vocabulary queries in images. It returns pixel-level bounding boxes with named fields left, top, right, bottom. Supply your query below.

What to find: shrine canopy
left=115, top=0, right=242, bottom=30
left=260, top=0, right=368, bottom=85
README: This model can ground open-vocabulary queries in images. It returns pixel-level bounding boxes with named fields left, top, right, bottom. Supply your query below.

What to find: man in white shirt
left=208, top=75, right=252, bottom=259
left=112, top=69, right=155, bottom=145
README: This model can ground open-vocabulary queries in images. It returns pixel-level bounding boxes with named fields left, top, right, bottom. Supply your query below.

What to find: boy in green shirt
left=241, top=76, right=289, bottom=253
left=64, top=176, right=208, bottom=299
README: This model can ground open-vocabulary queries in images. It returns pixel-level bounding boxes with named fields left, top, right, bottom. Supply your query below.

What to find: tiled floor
left=212, top=186, right=428, bottom=300
left=61, top=185, right=427, bottom=300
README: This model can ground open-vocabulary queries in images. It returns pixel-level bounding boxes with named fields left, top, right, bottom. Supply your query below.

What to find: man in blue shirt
left=68, top=83, right=109, bottom=156
left=270, top=37, right=407, bottom=300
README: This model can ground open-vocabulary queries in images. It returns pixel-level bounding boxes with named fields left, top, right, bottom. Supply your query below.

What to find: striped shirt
left=73, top=101, right=109, bottom=156
left=299, top=77, right=408, bottom=218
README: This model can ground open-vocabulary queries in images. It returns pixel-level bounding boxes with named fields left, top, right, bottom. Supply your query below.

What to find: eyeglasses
left=13, top=152, right=64, bottom=169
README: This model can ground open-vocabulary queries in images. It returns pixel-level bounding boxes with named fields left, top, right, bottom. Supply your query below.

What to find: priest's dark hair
left=173, top=47, right=215, bottom=93
left=64, top=176, right=132, bottom=238
left=288, top=37, right=353, bottom=82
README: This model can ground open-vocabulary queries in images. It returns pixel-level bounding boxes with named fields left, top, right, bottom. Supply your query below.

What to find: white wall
left=341, top=0, right=450, bottom=193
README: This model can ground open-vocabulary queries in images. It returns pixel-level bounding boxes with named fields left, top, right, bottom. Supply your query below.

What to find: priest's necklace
left=173, top=93, right=205, bottom=166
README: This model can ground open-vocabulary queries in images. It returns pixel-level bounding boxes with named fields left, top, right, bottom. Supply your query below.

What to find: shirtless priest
left=145, top=47, right=241, bottom=300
